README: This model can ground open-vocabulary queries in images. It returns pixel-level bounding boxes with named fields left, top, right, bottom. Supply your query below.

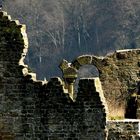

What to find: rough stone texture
left=1, top=10, right=140, bottom=140
left=39, top=78, right=107, bottom=140
left=0, top=11, right=29, bottom=139
left=107, top=119, right=140, bottom=140
left=0, top=11, right=107, bottom=140
left=137, top=95, right=140, bottom=118
left=71, top=50, right=140, bottom=117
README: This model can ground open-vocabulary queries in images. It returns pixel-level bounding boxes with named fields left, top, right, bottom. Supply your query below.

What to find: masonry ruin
left=0, top=11, right=140, bottom=140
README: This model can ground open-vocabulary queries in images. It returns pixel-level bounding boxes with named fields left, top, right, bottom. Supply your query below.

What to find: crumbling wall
left=0, top=11, right=44, bottom=139
left=1, top=10, right=140, bottom=140
left=100, top=50, right=140, bottom=118
left=0, top=11, right=29, bottom=139
left=0, top=11, right=107, bottom=140
left=38, top=78, right=107, bottom=140
left=71, top=50, right=140, bottom=117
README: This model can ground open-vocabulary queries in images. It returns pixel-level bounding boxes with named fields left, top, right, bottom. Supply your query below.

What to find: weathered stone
left=71, top=50, right=140, bottom=118
left=76, top=55, right=92, bottom=65
left=1, top=10, right=140, bottom=140
left=107, top=120, right=140, bottom=140
left=59, top=59, right=69, bottom=72
left=63, top=67, right=77, bottom=79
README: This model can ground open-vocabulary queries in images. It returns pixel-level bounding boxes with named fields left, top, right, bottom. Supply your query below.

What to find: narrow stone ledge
left=115, top=49, right=140, bottom=53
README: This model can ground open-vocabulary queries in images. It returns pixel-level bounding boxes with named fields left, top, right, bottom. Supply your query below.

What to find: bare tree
left=3, top=0, right=140, bottom=79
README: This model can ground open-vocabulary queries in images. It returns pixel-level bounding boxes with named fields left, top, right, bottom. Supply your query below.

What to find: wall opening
left=74, top=65, right=99, bottom=95
left=125, top=94, right=137, bottom=119
left=125, top=83, right=140, bottom=119
left=77, top=64, right=99, bottom=78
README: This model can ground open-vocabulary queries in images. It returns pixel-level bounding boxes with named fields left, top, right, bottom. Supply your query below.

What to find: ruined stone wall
left=38, top=78, right=107, bottom=140
left=100, top=50, right=140, bottom=117
left=0, top=11, right=28, bottom=139
left=1, top=11, right=140, bottom=140
left=71, top=50, right=140, bottom=117
left=0, top=11, right=107, bottom=140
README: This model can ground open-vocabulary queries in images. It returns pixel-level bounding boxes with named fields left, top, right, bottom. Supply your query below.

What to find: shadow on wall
left=125, top=82, right=140, bottom=119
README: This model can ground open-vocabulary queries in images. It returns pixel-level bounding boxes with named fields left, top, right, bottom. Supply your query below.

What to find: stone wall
left=68, top=49, right=140, bottom=117
left=0, top=11, right=28, bottom=139
left=1, top=10, right=140, bottom=139
left=38, top=78, right=107, bottom=140
left=107, top=119, right=140, bottom=140
left=0, top=11, right=107, bottom=139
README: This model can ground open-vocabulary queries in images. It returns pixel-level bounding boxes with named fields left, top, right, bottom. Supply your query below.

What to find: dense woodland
left=3, top=0, right=140, bottom=79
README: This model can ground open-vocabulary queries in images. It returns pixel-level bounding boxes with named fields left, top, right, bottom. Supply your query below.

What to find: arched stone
left=71, top=55, right=103, bottom=72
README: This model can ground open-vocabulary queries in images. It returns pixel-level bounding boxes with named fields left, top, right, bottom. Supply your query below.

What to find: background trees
left=3, top=0, right=140, bottom=79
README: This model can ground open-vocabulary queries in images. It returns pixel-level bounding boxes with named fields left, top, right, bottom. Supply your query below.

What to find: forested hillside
left=3, top=0, right=140, bottom=79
